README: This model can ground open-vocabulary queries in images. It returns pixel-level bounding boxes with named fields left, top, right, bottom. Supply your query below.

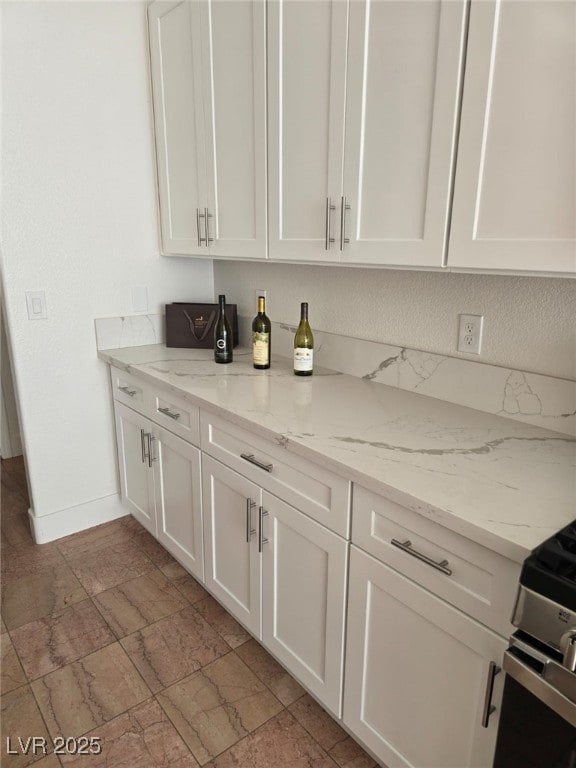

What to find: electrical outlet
left=457, top=314, right=483, bottom=354
left=255, top=288, right=267, bottom=305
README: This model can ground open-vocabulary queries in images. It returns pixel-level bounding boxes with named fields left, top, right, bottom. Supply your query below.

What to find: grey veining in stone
left=266, top=320, right=576, bottom=437
left=98, top=343, right=576, bottom=564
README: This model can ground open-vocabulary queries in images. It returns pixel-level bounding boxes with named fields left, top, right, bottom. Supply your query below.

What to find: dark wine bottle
left=252, top=295, right=271, bottom=369
left=293, top=302, right=313, bottom=376
left=214, top=294, right=233, bottom=364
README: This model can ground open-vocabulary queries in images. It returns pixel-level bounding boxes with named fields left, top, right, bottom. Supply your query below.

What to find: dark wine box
left=165, top=303, right=239, bottom=349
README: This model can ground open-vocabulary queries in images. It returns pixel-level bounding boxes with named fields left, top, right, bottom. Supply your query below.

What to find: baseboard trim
left=29, top=493, right=128, bottom=544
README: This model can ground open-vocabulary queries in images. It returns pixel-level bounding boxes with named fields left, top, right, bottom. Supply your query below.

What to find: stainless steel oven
left=493, top=522, right=576, bottom=768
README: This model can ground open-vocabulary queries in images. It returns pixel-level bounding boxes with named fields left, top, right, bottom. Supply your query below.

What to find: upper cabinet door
left=341, top=0, right=467, bottom=267
left=449, top=0, right=576, bottom=275
left=149, top=1, right=207, bottom=255
left=267, top=0, right=349, bottom=262
left=198, top=0, right=267, bottom=259
left=149, top=0, right=267, bottom=259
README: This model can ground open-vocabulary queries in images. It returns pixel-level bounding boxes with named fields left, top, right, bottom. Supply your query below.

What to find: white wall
left=1, top=307, right=23, bottom=459
left=1, top=2, right=214, bottom=526
left=214, top=262, right=576, bottom=381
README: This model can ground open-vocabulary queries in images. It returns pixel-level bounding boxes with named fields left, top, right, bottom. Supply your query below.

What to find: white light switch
left=26, top=290, right=47, bottom=320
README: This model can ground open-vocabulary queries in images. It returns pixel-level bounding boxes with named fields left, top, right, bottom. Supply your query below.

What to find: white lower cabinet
left=202, top=454, right=348, bottom=717
left=202, top=455, right=262, bottom=637
left=114, top=402, right=203, bottom=581
left=344, top=545, right=506, bottom=768
left=262, top=492, right=348, bottom=717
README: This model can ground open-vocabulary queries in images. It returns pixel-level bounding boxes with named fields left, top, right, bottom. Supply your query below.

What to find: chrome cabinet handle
left=147, top=434, right=158, bottom=468
left=246, top=498, right=256, bottom=543
left=258, top=506, right=269, bottom=553
left=325, top=197, right=336, bottom=250
left=205, top=208, right=214, bottom=244
left=118, top=385, right=137, bottom=397
left=240, top=453, right=273, bottom=473
left=340, top=196, right=350, bottom=250
left=196, top=208, right=206, bottom=246
left=391, top=539, right=452, bottom=576
left=140, top=429, right=147, bottom=463
left=158, top=406, right=181, bottom=420
left=481, top=661, right=501, bottom=728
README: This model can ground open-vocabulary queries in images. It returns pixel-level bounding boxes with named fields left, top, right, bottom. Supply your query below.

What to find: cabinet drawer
left=201, top=411, right=350, bottom=537
left=150, top=388, right=200, bottom=447
left=352, top=485, right=520, bottom=636
left=110, top=366, right=148, bottom=414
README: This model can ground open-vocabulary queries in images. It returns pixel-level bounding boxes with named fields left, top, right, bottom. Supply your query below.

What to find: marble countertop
left=99, top=344, right=576, bottom=564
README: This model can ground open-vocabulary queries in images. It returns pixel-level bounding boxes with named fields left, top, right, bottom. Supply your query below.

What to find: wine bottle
left=214, top=294, right=233, bottom=364
left=293, top=302, right=313, bottom=376
left=252, top=295, right=271, bottom=369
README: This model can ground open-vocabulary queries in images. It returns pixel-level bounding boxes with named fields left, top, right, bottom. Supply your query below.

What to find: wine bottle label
left=294, top=348, right=313, bottom=371
left=253, top=332, right=270, bottom=365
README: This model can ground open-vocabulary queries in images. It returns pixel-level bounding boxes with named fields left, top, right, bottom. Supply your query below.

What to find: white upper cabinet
left=342, top=0, right=467, bottom=267
left=148, top=0, right=267, bottom=259
left=449, top=0, right=576, bottom=275
left=267, top=0, right=467, bottom=267
left=267, top=0, right=348, bottom=262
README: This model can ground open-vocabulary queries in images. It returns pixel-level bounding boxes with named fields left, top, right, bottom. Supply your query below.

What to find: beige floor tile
left=2, top=615, right=8, bottom=634
left=31, top=644, right=151, bottom=739
left=288, top=694, right=347, bottom=752
left=158, top=652, right=283, bottom=765
left=1, top=506, right=33, bottom=547
left=329, top=737, right=377, bottom=768
left=193, top=596, right=250, bottom=649
left=159, top=562, right=208, bottom=604
left=59, top=699, right=198, bottom=768
left=1, top=543, right=66, bottom=584
left=2, top=564, right=88, bottom=631
left=133, top=530, right=176, bottom=567
left=10, top=599, right=115, bottom=679
left=56, top=519, right=134, bottom=559
left=206, top=710, right=337, bottom=768
left=1, top=484, right=30, bottom=521
left=235, top=638, right=305, bottom=706
left=28, top=757, right=61, bottom=768
left=1, top=685, right=51, bottom=768
left=120, top=606, right=229, bottom=693
left=66, top=541, right=155, bottom=595
left=1, top=634, right=27, bottom=694
left=93, top=570, right=187, bottom=638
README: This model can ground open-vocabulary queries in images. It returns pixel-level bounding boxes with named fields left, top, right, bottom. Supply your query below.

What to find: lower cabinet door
left=262, top=492, right=348, bottom=718
left=202, top=455, right=262, bottom=637
left=152, top=424, right=204, bottom=582
left=344, top=546, right=506, bottom=768
left=114, top=402, right=156, bottom=536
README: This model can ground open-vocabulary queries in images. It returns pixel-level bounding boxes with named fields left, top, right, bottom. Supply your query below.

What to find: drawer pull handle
left=118, top=386, right=137, bottom=397
left=158, top=406, right=181, bottom=420
left=240, top=453, right=273, bottom=473
left=258, top=506, right=269, bottom=553
left=140, top=429, right=147, bottom=464
left=481, top=661, right=501, bottom=728
left=147, top=434, right=158, bottom=468
left=246, top=498, right=256, bottom=543
left=391, top=539, right=452, bottom=576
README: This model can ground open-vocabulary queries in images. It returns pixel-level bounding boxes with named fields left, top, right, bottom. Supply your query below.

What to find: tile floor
left=1, top=456, right=378, bottom=768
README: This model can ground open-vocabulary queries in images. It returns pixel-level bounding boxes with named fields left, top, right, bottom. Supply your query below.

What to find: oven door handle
left=503, top=647, right=576, bottom=728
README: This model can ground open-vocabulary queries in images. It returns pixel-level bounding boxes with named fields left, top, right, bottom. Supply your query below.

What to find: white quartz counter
left=99, top=344, right=576, bottom=564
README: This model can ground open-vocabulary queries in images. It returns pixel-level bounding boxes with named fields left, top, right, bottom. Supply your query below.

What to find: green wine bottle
left=214, top=294, right=233, bottom=364
left=252, top=295, right=271, bottom=369
left=293, top=302, right=313, bottom=376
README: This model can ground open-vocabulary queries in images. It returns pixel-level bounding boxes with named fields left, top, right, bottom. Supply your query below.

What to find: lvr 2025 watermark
left=6, top=736, right=102, bottom=756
